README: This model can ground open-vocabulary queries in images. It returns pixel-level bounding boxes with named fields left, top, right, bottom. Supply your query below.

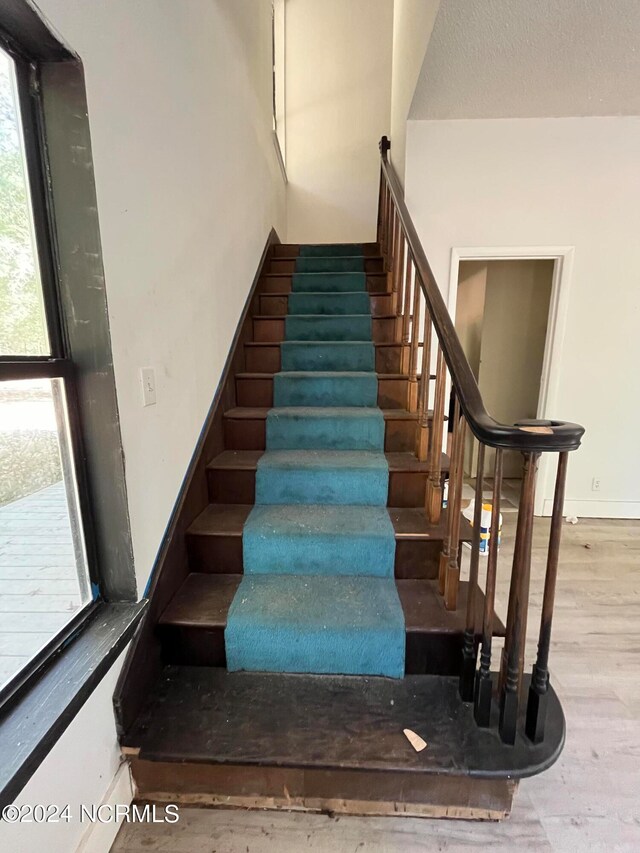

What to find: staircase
left=224, top=245, right=406, bottom=678
left=116, top=141, right=583, bottom=819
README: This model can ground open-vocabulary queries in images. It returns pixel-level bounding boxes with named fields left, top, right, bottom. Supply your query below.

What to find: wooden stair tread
left=235, top=372, right=431, bottom=381
left=123, top=665, right=561, bottom=779
left=158, top=573, right=502, bottom=638
left=207, top=449, right=449, bottom=473
left=272, top=255, right=384, bottom=263
left=224, top=407, right=420, bottom=421
left=245, top=341, right=415, bottom=348
left=188, top=503, right=253, bottom=535
left=253, top=313, right=397, bottom=320
left=188, top=503, right=469, bottom=542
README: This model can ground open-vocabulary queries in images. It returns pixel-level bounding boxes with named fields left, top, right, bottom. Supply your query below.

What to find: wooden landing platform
left=124, top=667, right=564, bottom=820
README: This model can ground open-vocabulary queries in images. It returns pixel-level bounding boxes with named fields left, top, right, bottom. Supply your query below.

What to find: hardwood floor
left=112, top=515, right=640, bottom=852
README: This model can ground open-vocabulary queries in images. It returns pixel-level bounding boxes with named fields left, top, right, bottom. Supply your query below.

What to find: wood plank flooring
left=112, top=515, right=640, bottom=852
left=0, top=482, right=86, bottom=689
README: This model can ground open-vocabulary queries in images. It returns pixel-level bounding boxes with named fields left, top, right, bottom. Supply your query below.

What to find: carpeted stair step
left=224, top=574, right=405, bottom=677
left=291, top=271, right=367, bottom=293
left=288, top=291, right=371, bottom=315
left=295, top=256, right=364, bottom=273
left=299, top=243, right=362, bottom=257
left=266, top=407, right=384, bottom=451
left=243, top=504, right=395, bottom=576
left=281, top=341, right=375, bottom=372
left=273, top=372, right=378, bottom=408
left=255, top=449, right=389, bottom=506
left=285, top=314, right=372, bottom=342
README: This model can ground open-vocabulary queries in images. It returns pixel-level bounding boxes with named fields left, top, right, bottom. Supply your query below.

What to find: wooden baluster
left=406, top=270, right=421, bottom=412
left=437, top=394, right=459, bottom=595
left=499, top=451, right=539, bottom=745
left=393, top=231, right=406, bottom=341
left=425, top=346, right=446, bottom=523
left=438, top=399, right=466, bottom=608
left=385, top=195, right=394, bottom=273
left=460, top=442, right=486, bottom=700
left=400, top=254, right=412, bottom=374
left=474, top=448, right=502, bottom=726
left=526, top=452, right=568, bottom=743
left=391, top=214, right=401, bottom=305
left=386, top=203, right=395, bottom=280
left=415, top=303, right=432, bottom=461
left=379, top=183, right=386, bottom=266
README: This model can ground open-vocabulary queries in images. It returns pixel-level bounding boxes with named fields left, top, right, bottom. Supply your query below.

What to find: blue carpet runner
left=225, top=244, right=405, bottom=678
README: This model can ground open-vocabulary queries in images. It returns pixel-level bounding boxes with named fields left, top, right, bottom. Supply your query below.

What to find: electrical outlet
left=140, top=367, right=156, bottom=407
left=591, top=477, right=601, bottom=492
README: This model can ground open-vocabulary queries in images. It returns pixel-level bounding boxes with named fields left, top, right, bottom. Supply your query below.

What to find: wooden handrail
left=378, top=136, right=583, bottom=744
left=378, top=137, right=584, bottom=454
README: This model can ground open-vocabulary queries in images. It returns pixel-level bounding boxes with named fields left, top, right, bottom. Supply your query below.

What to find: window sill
left=0, top=600, right=146, bottom=807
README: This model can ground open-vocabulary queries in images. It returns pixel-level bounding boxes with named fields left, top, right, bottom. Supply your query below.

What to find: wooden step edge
left=244, top=341, right=425, bottom=352
left=260, top=290, right=392, bottom=297
left=157, top=573, right=503, bottom=638
left=263, top=270, right=386, bottom=278
left=224, top=407, right=421, bottom=421
left=235, top=372, right=429, bottom=381
left=206, top=450, right=447, bottom=474
left=272, top=242, right=380, bottom=254
left=186, top=504, right=469, bottom=543
left=271, top=255, right=385, bottom=263
left=253, top=313, right=397, bottom=320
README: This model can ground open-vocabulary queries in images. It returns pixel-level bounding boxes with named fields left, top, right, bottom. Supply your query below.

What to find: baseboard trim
left=543, top=498, right=640, bottom=519
left=75, top=761, right=133, bottom=853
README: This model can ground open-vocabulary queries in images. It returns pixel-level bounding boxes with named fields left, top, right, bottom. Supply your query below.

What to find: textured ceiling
left=410, top=0, right=640, bottom=119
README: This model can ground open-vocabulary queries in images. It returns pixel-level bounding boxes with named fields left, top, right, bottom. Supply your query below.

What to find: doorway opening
left=453, top=258, right=556, bottom=513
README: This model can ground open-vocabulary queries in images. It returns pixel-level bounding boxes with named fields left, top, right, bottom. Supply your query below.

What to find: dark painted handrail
left=379, top=137, right=584, bottom=453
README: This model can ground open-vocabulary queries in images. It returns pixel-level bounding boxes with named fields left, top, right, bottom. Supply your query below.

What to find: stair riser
left=245, top=344, right=406, bottom=373
left=260, top=273, right=389, bottom=294
left=253, top=317, right=395, bottom=343
left=269, top=257, right=383, bottom=274
left=236, top=376, right=411, bottom=409
left=130, top=758, right=515, bottom=820
left=272, top=243, right=380, bottom=258
left=259, top=293, right=394, bottom=316
left=207, top=467, right=434, bottom=507
left=158, top=624, right=465, bottom=676
left=186, top=532, right=441, bottom=579
left=224, top=415, right=418, bottom=452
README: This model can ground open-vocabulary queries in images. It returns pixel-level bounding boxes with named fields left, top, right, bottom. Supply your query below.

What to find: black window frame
left=0, top=0, right=145, bottom=807
left=0, top=40, right=102, bottom=709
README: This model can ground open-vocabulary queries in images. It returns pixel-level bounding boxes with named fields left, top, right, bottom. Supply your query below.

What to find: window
left=0, top=44, right=99, bottom=699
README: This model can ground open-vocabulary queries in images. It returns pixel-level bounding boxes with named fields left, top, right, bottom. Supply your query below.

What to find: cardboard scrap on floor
left=403, top=728, right=427, bottom=752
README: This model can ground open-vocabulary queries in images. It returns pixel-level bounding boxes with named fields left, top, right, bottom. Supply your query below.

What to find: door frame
left=447, top=246, right=575, bottom=517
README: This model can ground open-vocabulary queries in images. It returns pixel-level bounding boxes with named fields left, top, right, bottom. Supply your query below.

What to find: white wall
left=35, top=0, right=286, bottom=593
left=0, top=650, right=128, bottom=853
left=284, top=0, right=393, bottom=243
left=406, top=116, right=640, bottom=517
left=389, top=0, right=440, bottom=185
left=4, top=1, right=285, bottom=848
